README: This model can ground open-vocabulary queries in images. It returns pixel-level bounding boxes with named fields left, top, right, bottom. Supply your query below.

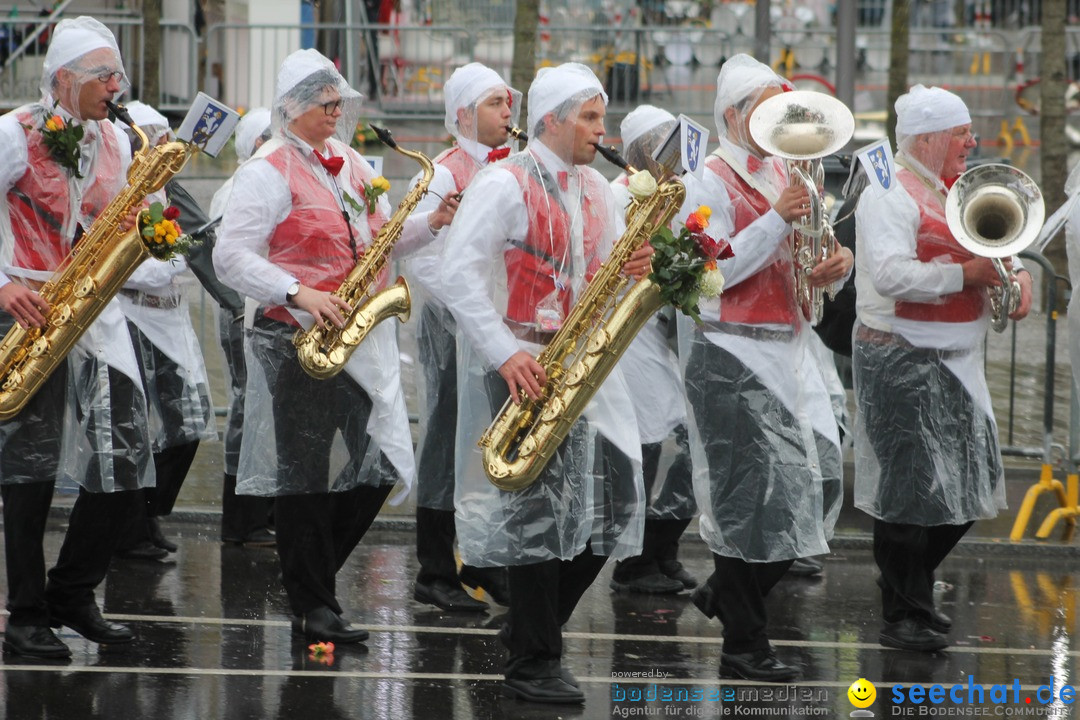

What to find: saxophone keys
left=326, top=348, right=346, bottom=367
left=340, top=326, right=361, bottom=346
left=540, top=396, right=564, bottom=422
left=28, top=337, right=49, bottom=358
left=565, top=362, right=589, bottom=386
left=2, top=370, right=22, bottom=391
left=586, top=329, right=610, bottom=354
left=519, top=435, right=537, bottom=458
left=73, top=277, right=96, bottom=298
left=51, top=304, right=72, bottom=326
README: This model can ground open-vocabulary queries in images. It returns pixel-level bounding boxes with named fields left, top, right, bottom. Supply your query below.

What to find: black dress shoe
left=690, top=582, right=717, bottom=619
left=414, top=579, right=489, bottom=612
left=560, top=667, right=580, bottom=688
left=720, top=648, right=799, bottom=682
left=610, top=572, right=684, bottom=594
left=222, top=527, right=277, bottom=548
left=879, top=618, right=949, bottom=652
left=146, top=517, right=178, bottom=553
left=926, top=609, right=952, bottom=634
left=291, top=606, right=369, bottom=644
left=50, top=604, right=134, bottom=645
left=787, top=557, right=823, bottom=578
left=660, top=561, right=698, bottom=589
left=115, top=540, right=169, bottom=561
left=3, top=624, right=72, bottom=659
left=460, top=567, right=511, bottom=606
left=502, top=677, right=584, bottom=704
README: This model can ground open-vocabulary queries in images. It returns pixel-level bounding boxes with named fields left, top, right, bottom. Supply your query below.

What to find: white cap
left=43, top=16, right=120, bottom=80
left=273, top=48, right=362, bottom=143
left=527, top=62, right=607, bottom=139
left=895, top=84, right=971, bottom=136
left=713, top=53, right=786, bottom=139
left=443, top=62, right=514, bottom=139
left=235, top=108, right=272, bottom=162
left=621, top=105, right=676, bottom=151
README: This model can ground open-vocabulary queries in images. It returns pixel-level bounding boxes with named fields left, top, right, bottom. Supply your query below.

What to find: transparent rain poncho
left=674, top=55, right=841, bottom=560
left=439, top=64, right=644, bottom=566
left=215, top=49, right=422, bottom=499
left=407, top=62, right=522, bottom=511
left=608, top=105, right=694, bottom=521
left=272, top=48, right=362, bottom=144
left=852, top=87, right=1005, bottom=526
left=208, top=108, right=271, bottom=475
left=0, top=17, right=152, bottom=492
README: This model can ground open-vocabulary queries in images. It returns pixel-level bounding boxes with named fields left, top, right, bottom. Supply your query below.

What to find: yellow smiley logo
left=848, top=678, right=876, bottom=708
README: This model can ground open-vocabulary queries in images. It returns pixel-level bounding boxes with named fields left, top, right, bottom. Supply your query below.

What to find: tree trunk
left=511, top=0, right=540, bottom=125
left=142, top=0, right=161, bottom=106
left=885, top=1, right=910, bottom=147
left=1040, top=0, right=1068, bottom=275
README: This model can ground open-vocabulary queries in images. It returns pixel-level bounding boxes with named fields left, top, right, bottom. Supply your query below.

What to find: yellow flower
left=45, top=118, right=58, bottom=132
left=372, top=176, right=390, bottom=192
left=166, top=236, right=176, bottom=245
left=696, top=205, right=712, bottom=221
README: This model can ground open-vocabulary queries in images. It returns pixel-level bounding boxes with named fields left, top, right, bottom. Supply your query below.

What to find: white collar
left=456, top=136, right=506, bottom=166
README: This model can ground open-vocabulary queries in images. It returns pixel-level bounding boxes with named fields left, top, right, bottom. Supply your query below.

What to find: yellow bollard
left=1009, top=463, right=1068, bottom=541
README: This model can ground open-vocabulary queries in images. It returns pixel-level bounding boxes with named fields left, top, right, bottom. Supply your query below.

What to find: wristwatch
left=286, top=281, right=300, bottom=303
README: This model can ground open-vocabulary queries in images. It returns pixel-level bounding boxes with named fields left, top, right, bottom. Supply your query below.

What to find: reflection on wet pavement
left=1, top=522, right=1078, bottom=719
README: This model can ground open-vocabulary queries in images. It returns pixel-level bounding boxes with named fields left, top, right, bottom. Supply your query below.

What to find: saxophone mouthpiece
left=507, top=126, right=528, bottom=143
left=592, top=143, right=637, bottom=174
left=106, top=101, right=135, bottom=128
left=370, top=124, right=397, bottom=150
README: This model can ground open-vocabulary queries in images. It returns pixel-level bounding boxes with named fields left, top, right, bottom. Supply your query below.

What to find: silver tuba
left=749, top=90, right=855, bottom=325
left=945, top=163, right=1044, bottom=333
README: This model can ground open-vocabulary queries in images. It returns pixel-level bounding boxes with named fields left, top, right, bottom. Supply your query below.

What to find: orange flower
left=44, top=115, right=65, bottom=132
left=685, top=212, right=707, bottom=234
left=704, top=260, right=717, bottom=272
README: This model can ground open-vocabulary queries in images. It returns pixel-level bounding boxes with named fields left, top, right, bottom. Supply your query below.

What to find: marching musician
left=0, top=16, right=153, bottom=657
left=111, top=101, right=217, bottom=561
left=207, top=108, right=276, bottom=548
left=407, top=62, right=518, bottom=613
left=439, top=62, right=648, bottom=705
left=213, top=49, right=455, bottom=644
left=677, top=54, right=850, bottom=681
left=607, top=105, right=698, bottom=596
left=853, top=85, right=1031, bottom=652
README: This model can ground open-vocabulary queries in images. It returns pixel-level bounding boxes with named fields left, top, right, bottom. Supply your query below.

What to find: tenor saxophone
left=293, top=125, right=432, bottom=379
left=479, top=145, right=686, bottom=491
left=0, top=102, right=197, bottom=420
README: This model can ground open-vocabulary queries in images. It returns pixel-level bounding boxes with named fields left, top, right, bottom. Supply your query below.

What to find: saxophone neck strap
left=710, top=146, right=779, bottom=207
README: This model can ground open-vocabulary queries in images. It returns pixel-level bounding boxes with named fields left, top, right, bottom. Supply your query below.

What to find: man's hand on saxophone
left=621, top=244, right=654, bottom=280
left=289, top=284, right=351, bottom=330
left=426, top=194, right=459, bottom=234
left=499, top=351, right=548, bottom=404
left=0, top=283, right=50, bottom=329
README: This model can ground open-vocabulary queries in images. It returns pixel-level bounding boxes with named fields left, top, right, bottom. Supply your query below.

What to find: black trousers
left=275, top=483, right=393, bottom=616
left=708, top=554, right=794, bottom=655
left=505, top=548, right=608, bottom=679
left=873, top=519, right=973, bottom=624
left=2, top=481, right=139, bottom=625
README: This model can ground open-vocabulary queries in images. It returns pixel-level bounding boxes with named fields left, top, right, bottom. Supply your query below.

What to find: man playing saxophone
left=406, top=62, right=517, bottom=613
left=0, top=16, right=153, bottom=658
left=853, top=85, right=1032, bottom=652
left=677, top=54, right=851, bottom=681
left=213, top=49, right=455, bottom=644
left=439, top=62, right=650, bottom=705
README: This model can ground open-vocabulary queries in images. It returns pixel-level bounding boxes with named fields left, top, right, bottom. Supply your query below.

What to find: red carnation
left=163, top=206, right=180, bottom=221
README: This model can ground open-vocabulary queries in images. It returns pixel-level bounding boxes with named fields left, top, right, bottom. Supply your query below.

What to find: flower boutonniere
left=25, top=106, right=84, bottom=178
left=139, top=202, right=199, bottom=260
left=649, top=205, right=734, bottom=323
left=360, top=176, right=391, bottom=215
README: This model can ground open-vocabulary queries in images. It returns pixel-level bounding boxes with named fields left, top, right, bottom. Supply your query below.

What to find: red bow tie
left=745, top=154, right=763, bottom=174
left=314, top=149, right=344, bottom=177
left=487, top=147, right=510, bottom=163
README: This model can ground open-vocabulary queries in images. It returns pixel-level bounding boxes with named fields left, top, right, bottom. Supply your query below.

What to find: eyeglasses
left=81, top=66, right=125, bottom=84
left=320, top=99, right=344, bottom=116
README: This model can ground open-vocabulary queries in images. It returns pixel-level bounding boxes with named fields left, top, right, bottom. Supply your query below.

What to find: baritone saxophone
left=0, top=101, right=197, bottom=420
left=480, top=145, right=686, bottom=491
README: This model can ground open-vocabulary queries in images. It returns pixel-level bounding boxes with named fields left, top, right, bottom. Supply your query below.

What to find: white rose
left=699, top=268, right=725, bottom=298
left=627, top=170, right=658, bottom=199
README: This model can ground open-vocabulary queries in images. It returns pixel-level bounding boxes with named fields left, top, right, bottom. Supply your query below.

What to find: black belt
left=701, top=321, right=795, bottom=342
left=120, top=289, right=182, bottom=310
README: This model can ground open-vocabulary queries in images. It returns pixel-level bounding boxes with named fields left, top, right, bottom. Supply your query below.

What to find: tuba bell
left=945, top=163, right=1044, bottom=332
left=748, top=90, right=855, bottom=325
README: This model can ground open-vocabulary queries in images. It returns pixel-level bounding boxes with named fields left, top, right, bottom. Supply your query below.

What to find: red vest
left=704, top=155, right=798, bottom=326
left=893, top=168, right=985, bottom=323
left=7, top=110, right=122, bottom=272
left=502, top=161, right=606, bottom=324
left=261, top=142, right=389, bottom=327
left=433, top=145, right=481, bottom=194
